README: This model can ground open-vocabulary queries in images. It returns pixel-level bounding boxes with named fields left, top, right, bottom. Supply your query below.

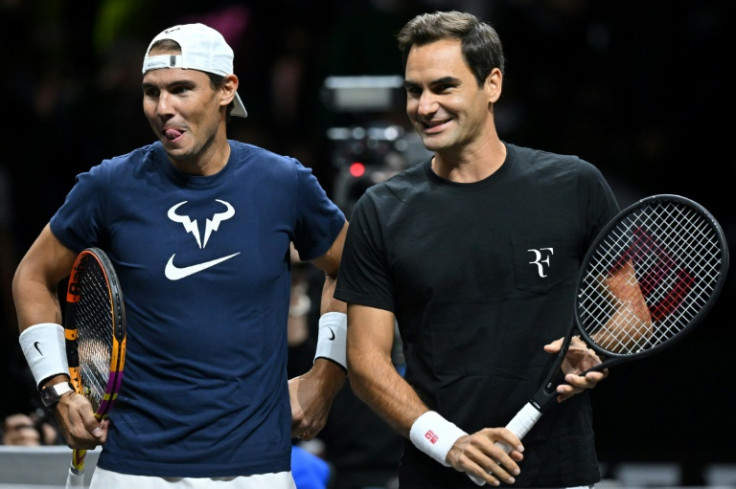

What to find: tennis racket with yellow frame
left=64, top=247, right=126, bottom=488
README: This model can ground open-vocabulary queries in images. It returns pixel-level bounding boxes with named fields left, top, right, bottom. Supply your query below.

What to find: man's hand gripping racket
left=64, top=248, right=126, bottom=488
left=470, top=195, right=729, bottom=485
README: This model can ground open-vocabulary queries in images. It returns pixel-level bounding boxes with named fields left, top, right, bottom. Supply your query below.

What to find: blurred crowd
left=1, top=0, right=733, bottom=486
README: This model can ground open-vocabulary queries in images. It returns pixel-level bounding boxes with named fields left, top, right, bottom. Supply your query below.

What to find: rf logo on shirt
left=527, top=247, right=554, bottom=278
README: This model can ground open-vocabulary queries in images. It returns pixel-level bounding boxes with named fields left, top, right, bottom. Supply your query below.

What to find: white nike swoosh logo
left=164, top=252, right=241, bottom=280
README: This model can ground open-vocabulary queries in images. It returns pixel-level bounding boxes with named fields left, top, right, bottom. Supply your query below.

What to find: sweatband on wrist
left=19, top=323, right=69, bottom=389
left=314, top=312, right=347, bottom=370
left=409, top=410, right=467, bottom=467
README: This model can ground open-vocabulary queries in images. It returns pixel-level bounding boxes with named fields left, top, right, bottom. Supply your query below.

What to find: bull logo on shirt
left=167, top=200, right=235, bottom=249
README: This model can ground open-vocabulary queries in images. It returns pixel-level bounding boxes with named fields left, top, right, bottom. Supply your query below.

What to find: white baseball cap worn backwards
left=142, top=23, right=248, bottom=118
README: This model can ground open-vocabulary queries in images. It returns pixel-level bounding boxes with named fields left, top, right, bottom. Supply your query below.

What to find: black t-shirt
left=336, top=143, right=619, bottom=488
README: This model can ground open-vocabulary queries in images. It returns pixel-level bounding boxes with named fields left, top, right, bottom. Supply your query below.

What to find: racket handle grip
left=65, top=467, right=85, bottom=488
left=501, top=402, right=543, bottom=446
left=466, top=403, right=543, bottom=486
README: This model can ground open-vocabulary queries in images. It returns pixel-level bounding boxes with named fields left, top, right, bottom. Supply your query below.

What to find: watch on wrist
left=40, top=382, right=74, bottom=409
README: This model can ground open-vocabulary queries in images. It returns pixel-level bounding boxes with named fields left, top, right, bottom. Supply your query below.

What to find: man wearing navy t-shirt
left=14, top=23, right=348, bottom=489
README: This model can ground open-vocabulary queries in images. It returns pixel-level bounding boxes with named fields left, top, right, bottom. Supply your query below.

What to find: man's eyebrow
left=403, top=76, right=461, bottom=89
left=142, top=79, right=197, bottom=89
left=430, top=76, right=460, bottom=86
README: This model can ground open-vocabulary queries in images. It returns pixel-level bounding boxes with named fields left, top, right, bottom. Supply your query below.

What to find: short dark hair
left=147, top=39, right=235, bottom=119
left=397, top=11, right=505, bottom=87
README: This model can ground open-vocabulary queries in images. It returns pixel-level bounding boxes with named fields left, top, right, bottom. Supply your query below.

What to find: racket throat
left=532, top=358, right=568, bottom=412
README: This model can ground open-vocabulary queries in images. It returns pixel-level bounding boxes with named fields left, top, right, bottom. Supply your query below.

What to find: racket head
left=575, top=194, right=729, bottom=366
left=65, top=247, right=126, bottom=419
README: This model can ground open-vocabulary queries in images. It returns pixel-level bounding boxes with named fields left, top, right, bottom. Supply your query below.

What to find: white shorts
left=90, top=467, right=297, bottom=489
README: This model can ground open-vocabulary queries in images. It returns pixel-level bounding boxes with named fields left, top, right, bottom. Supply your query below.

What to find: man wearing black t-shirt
left=335, top=11, right=619, bottom=489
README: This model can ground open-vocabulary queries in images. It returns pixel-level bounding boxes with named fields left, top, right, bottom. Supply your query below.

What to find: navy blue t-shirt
left=50, top=140, right=345, bottom=477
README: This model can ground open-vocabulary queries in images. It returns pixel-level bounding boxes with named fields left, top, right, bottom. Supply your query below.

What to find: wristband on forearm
left=409, top=410, right=467, bottom=467
left=19, top=323, right=69, bottom=389
left=313, top=312, right=347, bottom=370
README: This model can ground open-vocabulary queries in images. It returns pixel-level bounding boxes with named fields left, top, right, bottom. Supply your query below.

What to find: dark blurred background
left=1, top=0, right=733, bottom=486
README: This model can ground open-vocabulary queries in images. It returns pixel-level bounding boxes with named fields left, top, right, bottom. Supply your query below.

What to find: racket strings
left=580, top=227, right=649, bottom=353
left=578, top=201, right=724, bottom=356
left=643, top=206, right=721, bottom=328
left=72, top=260, right=114, bottom=411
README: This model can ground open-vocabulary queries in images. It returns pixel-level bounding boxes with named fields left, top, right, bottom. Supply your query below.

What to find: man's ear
left=220, top=74, right=239, bottom=108
left=485, top=67, right=503, bottom=105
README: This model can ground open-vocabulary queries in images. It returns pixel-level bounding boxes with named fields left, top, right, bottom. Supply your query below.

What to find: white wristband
left=409, top=410, right=467, bottom=467
left=314, top=312, right=347, bottom=370
left=19, top=323, right=69, bottom=389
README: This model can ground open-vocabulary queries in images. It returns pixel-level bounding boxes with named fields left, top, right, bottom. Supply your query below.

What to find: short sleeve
left=291, top=162, right=345, bottom=261
left=49, top=164, right=108, bottom=252
left=335, top=191, right=395, bottom=312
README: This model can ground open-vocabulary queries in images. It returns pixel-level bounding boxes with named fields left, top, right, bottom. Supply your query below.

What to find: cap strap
left=142, top=54, right=184, bottom=74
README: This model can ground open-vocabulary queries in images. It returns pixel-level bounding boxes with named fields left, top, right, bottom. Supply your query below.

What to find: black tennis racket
left=471, top=194, right=729, bottom=484
left=64, top=248, right=127, bottom=488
